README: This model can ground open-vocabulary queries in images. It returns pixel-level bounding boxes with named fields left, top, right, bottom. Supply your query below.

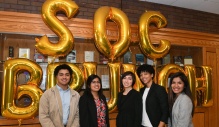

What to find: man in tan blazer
left=39, top=64, right=80, bottom=127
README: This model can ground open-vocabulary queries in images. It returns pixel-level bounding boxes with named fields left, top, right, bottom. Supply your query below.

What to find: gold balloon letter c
left=139, top=11, right=171, bottom=59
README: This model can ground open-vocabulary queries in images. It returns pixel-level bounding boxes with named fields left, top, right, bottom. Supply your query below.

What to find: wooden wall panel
left=205, top=48, right=218, bottom=127
left=193, top=113, right=205, bottom=127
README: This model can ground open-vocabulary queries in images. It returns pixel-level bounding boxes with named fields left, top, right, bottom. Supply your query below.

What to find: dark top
left=140, top=82, right=169, bottom=127
left=79, top=93, right=110, bottom=127
left=116, top=89, right=142, bottom=127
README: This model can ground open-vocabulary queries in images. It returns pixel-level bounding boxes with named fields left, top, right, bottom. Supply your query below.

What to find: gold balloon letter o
left=94, top=6, right=131, bottom=61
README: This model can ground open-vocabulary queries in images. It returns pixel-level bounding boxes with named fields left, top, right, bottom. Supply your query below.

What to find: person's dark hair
left=168, top=72, right=194, bottom=116
left=54, top=64, right=73, bottom=83
left=54, top=64, right=73, bottom=76
left=84, top=74, right=103, bottom=99
left=120, top=71, right=136, bottom=91
left=136, top=64, right=155, bottom=79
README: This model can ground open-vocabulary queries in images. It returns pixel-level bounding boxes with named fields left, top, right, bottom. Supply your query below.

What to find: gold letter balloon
left=35, top=0, right=79, bottom=57
left=139, top=11, right=171, bottom=60
left=47, top=63, right=84, bottom=91
left=158, top=64, right=213, bottom=107
left=108, top=63, right=121, bottom=113
left=94, top=6, right=131, bottom=61
left=1, top=59, right=43, bottom=121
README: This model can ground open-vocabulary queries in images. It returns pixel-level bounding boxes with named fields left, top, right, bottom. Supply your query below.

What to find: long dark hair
left=168, top=72, right=194, bottom=116
left=84, top=74, right=104, bottom=99
left=120, top=71, right=136, bottom=91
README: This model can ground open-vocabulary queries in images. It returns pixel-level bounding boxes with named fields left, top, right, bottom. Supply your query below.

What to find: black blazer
left=79, top=93, right=110, bottom=127
left=140, top=83, right=169, bottom=127
left=116, top=89, right=142, bottom=127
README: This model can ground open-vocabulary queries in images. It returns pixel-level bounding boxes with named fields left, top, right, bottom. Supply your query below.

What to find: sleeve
left=168, top=117, right=172, bottom=127
left=72, top=93, right=80, bottom=127
left=117, top=92, right=121, bottom=110
left=79, top=95, right=89, bottom=127
left=116, top=92, right=121, bottom=126
left=39, top=91, right=55, bottom=127
left=157, top=86, right=169, bottom=123
left=176, top=96, right=193, bottom=127
left=134, top=92, right=143, bottom=127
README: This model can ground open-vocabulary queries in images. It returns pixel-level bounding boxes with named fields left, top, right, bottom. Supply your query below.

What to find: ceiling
left=139, top=0, right=219, bottom=15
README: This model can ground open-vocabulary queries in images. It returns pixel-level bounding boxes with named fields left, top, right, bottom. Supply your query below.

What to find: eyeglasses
left=91, top=81, right=100, bottom=84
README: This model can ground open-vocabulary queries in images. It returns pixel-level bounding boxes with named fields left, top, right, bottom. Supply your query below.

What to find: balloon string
left=52, top=57, right=56, bottom=63
left=109, top=7, right=113, bottom=19
left=153, top=59, right=157, bottom=83
left=48, top=56, right=56, bottom=64
left=18, top=119, right=22, bottom=126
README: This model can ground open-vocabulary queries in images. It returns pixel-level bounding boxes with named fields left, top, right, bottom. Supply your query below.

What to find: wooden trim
left=1, top=11, right=219, bottom=48
left=0, top=117, right=40, bottom=126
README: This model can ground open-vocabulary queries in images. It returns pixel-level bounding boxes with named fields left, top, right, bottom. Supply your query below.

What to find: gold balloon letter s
left=35, top=0, right=79, bottom=57
left=1, top=59, right=43, bottom=120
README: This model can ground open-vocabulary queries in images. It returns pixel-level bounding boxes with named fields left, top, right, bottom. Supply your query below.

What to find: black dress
left=116, top=89, right=142, bottom=127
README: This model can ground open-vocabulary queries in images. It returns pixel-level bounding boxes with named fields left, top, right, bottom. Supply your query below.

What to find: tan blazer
left=39, top=86, right=80, bottom=127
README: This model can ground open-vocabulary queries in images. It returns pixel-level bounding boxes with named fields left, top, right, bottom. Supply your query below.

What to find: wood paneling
left=1, top=11, right=219, bottom=47
left=193, top=113, right=205, bottom=127
left=0, top=117, right=41, bottom=127
left=205, top=48, right=218, bottom=127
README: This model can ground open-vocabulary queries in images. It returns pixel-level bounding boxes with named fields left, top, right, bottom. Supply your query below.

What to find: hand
left=158, top=121, right=166, bottom=127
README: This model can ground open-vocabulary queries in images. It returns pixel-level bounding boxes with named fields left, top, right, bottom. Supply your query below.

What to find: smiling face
left=122, top=74, right=133, bottom=89
left=139, top=71, right=153, bottom=87
left=90, top=78, right=101, bottom=93
left=171, top=77, right=185, bottom=96
left=56, top=69, right=71, bottom=89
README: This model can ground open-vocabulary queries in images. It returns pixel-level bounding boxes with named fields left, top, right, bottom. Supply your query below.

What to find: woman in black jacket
left=116, top=71, right=142, bottom=127
left=79, top=74, right=110, bottom=127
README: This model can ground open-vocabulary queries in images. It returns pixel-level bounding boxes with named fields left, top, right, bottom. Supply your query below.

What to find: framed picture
left=19, top=48, right=30, bottom=59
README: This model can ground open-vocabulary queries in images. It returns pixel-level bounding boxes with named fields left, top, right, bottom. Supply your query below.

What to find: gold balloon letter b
left=1, top=59, right=43, bottom=120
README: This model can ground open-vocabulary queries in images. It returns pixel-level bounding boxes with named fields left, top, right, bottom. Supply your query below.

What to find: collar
left=56, top=84, right=70, bottom=92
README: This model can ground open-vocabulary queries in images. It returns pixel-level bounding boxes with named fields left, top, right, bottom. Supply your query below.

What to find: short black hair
left=54, top=64, right=73, bottom=77
left=136, top=64, right=155, bottom=79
